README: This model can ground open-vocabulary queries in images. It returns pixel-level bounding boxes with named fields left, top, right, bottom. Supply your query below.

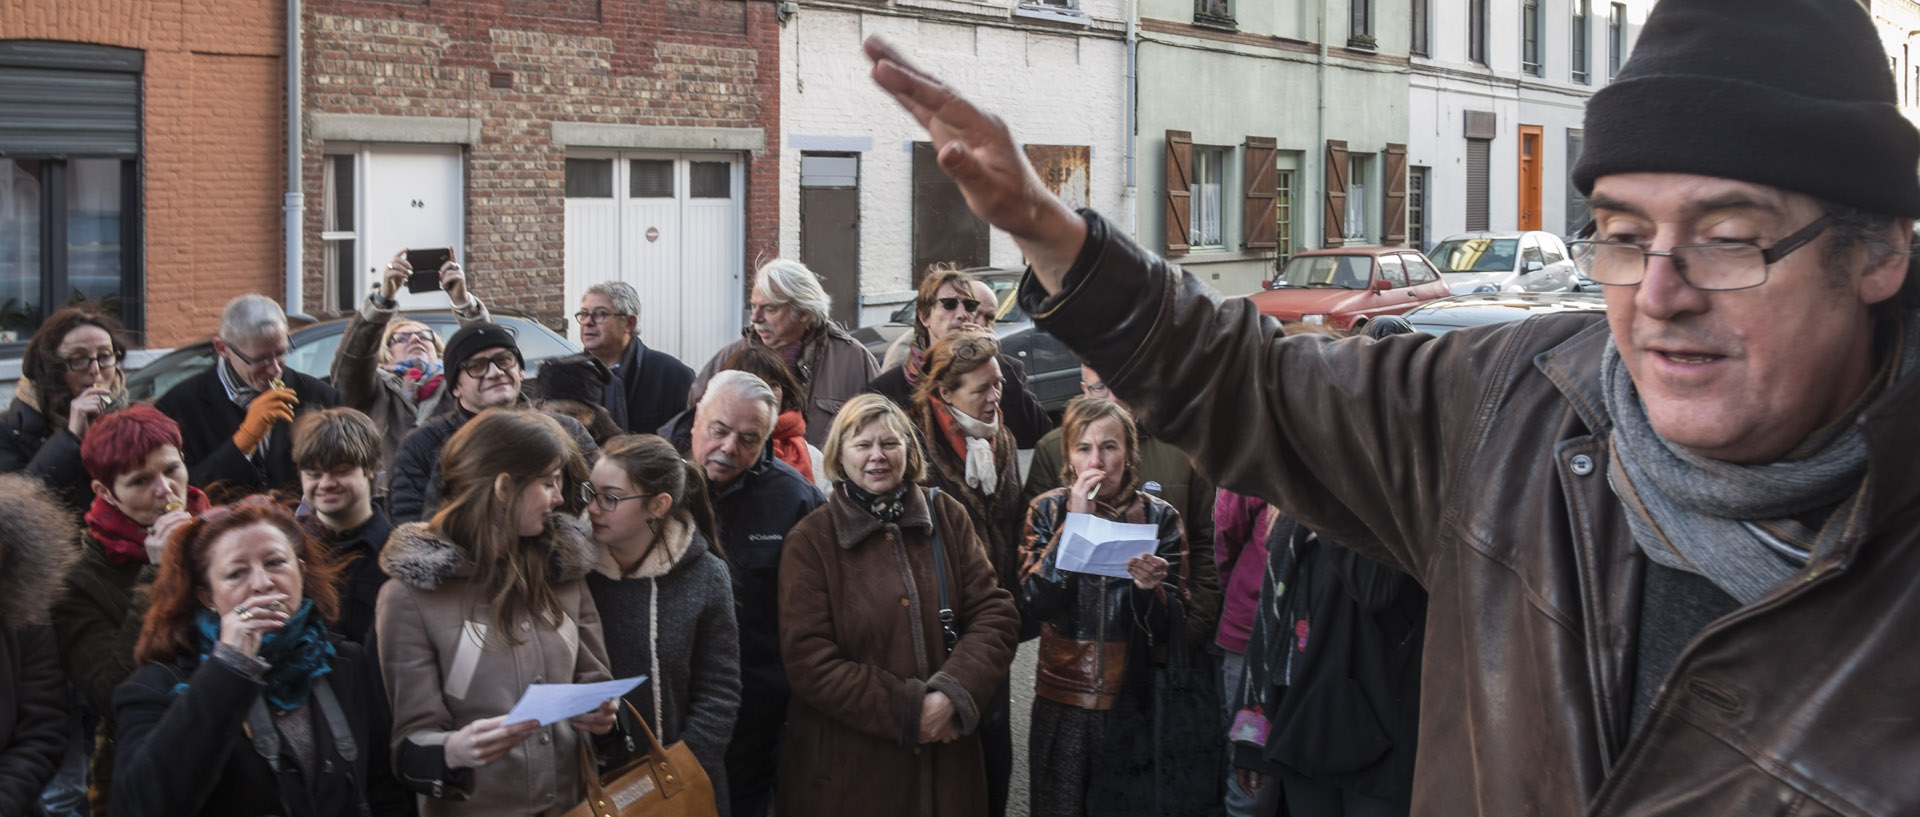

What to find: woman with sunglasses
left=328, top=248, right=493, bottom=492
left=0, top=306, right=131, bottom=513
left=377, top=408, right=617, bottom=816
left=111, top=496, right=412, bottom=817
left=582, top=433, right=740, bottom=815
left=868, top=266, right=1051, bottom=449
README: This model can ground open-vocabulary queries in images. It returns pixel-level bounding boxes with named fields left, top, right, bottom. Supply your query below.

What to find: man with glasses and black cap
left=865, top=0, right=1920, bottom=812
left=387, top=322, right=598, bottom=522
left=155, top=294, right=340, bottom=499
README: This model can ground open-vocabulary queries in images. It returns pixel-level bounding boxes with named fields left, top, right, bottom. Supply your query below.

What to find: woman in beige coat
left=776, top=394, right=1019, bottom=817
left=376, top=408, right=618, bottom=816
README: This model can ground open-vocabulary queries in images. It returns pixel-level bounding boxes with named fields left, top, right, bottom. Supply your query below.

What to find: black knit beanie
left=1573, top=0, right=1920, bottom=218
left=442, top=322, right=524, bottom=388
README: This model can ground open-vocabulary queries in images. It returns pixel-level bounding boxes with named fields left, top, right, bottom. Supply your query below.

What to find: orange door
left=1518, top=125, right=1543, bottom=231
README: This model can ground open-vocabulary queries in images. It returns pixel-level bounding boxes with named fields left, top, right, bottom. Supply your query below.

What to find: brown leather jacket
left=1019, top=211, right=1920, bottom=816
left=1021, top=488, right=1187, bottom=711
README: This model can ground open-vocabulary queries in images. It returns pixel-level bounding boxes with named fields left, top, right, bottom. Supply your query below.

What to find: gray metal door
left=800, top=154, right=860, bottom=328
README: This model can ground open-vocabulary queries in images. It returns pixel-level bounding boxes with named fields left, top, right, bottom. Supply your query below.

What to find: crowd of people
left=0, top=0, right=1915, bottom=815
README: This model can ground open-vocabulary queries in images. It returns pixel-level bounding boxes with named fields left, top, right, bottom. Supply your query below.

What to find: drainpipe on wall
left=283, top=0, right=313, bottom=322
left=1121, top=0, right=1140, bottom=238
left=1315, top=0, right=1327, bottom=248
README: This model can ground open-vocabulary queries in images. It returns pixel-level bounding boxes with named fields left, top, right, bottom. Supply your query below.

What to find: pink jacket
left=1213, top=489, right=1279, bottom=653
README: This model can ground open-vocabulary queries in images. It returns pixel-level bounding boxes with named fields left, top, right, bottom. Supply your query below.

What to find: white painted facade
left=778, top=2, right=1129, bottom=325
left=1870, top=0, right=1920, bottom=133
left=1407, top=0, right=1650, bottom=248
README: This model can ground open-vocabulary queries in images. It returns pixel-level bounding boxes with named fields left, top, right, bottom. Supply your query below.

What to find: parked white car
left=1428, top=231, right=1580, bottom=295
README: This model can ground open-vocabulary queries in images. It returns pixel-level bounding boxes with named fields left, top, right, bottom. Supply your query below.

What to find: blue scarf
left=181, top=599, right=337, bottom=711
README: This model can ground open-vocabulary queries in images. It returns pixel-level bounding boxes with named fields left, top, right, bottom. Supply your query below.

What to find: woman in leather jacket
left=1019, top=396, right=1188, bottom=817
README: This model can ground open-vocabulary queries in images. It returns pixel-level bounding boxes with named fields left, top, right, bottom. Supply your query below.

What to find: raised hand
left=864, top=36, right=1088, bottom=291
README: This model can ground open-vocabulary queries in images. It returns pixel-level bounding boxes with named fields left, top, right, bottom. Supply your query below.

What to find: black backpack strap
left=926, top=488, right=958, bottom=654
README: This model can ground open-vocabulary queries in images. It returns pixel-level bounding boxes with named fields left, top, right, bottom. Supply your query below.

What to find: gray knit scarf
left=1601, top=314, right=1918, bottom=604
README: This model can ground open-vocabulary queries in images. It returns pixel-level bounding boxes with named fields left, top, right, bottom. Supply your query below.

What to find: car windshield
left=1430, top=238, right=1519, bottom=273
left=1277, top=256, right=1372, bottom=289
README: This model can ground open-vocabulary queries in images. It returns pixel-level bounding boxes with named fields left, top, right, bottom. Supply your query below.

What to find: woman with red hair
left=112, top=497, right=410, bottom=816
left=49, top=404, right=213, bottom=814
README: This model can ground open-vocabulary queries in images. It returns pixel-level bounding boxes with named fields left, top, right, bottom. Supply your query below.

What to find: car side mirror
left=1526, top=260, right=1545, bottom=272
left=1373, top=278, right=1391, bottom=291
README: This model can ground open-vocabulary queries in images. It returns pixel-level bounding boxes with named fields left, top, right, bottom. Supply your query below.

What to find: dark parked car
left=125, top=310, right=578, bottom=402
left=849, top=268, right=1082, bottom=412
left=1400, top=291, right=1607, bottom=336
left=1248, top=247, right=1455, bottom=332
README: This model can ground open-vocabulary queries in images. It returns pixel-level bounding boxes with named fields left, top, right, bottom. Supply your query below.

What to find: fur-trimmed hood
left=381, top=513, right=599, bottom=592
left=0, top=473, right=81, bottom=629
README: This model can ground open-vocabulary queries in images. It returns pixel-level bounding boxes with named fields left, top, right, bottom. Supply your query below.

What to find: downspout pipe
left=1316, top=0, right=1328, bottom=248
left=284, top=0, right=313, bottom=322
left=1122, top=0, right=1139, bottom=238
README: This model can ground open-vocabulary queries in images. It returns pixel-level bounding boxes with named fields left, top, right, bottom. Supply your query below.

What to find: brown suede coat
left=776, top=485, right=1018, bottom=817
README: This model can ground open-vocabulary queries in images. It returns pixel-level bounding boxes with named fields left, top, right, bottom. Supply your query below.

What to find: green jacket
left=1022, top=428, right=1221, bottom=652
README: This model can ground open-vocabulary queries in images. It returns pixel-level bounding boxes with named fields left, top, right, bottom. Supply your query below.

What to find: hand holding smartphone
left=404, top=248, right=453, bottom=294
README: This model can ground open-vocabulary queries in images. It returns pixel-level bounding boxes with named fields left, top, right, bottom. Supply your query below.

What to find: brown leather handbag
left=563, top=701, right=717, bottom=817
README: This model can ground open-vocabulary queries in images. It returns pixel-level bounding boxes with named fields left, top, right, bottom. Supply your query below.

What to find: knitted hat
left=441, top=322, right=524, bottom=388
left=1573, top=0, right=1920, bottom=218
left=532, top=354, right=613, bottom=404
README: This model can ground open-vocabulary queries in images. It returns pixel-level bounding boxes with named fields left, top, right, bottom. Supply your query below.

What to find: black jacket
left=112, top=638, right=412, bottom=817
left=301, top=510, right=394, bottom=647
left=607, top=338, right=696, bottom=438
left=153, top=365, right=341, bottom=500
left=1237, top=520, right=1425, bottom=804
left=0, top=473, right=80, bottom=817
left=387, top=399, right=598, bottom=524
left=0, top=399, right=93, bottom=515
left=867, top=353, right=1053, bottom=448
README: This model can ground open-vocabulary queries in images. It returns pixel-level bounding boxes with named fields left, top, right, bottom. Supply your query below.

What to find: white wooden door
left=563, top=152, right=742, bottom=366
left=362, top=145, right=464, bottom=311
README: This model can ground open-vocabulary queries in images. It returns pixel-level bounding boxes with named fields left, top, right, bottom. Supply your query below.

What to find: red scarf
left=927, top=394, right=973, bottom=462
left=771, top=410, right=813, bottom=480
left=85, top=486, right=213, bottom=567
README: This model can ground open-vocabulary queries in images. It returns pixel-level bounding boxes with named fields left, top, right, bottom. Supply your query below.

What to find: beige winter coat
left=376, top=515, right=613, bottom=817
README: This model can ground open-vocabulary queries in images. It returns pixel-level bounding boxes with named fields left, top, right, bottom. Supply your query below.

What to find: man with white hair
left=689, top=259, right=879, bottom=447
left=682, top=370, right=825, bottom=817
left=577, top=280, right=695, bottom=435
left=155, top=294, right=341, bottom=497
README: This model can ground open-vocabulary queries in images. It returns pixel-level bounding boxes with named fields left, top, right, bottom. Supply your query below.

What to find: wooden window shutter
left=1242, top=136, right=1278, bottom=250
left=1324, top=139, right=1349, bottom=248
left=1165, top=130, right=1193, bottom=255
left=1383, top=143, right=1408, bottom=246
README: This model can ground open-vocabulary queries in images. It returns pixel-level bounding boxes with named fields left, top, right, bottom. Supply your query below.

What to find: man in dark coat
left=577, top=280, right=696, bottom=436
left=867, top=1, right=1920, bottom=812
left=680, top=370, right=824, bottom=817
left=290, top=407, right=392, bottom=646
left=388, top=322, right=598, bottom=523
left=154, top=294, right=340, bottom=500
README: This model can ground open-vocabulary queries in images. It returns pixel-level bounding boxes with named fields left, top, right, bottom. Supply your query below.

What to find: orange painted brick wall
left=3, top=0, right=287, bottom=347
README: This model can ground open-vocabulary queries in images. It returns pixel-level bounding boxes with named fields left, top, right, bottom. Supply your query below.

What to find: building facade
left=1133, top=0, right=1412, bottom=297
left=778, top=0, right=1128, bottom=326
left=1870, top=0, right=1920, bottom=132
left=2, top=0, right=288, bottom=348
left=304, top=0, right=781, bottom=367
left=1407, top=0, right=1647, bottom=249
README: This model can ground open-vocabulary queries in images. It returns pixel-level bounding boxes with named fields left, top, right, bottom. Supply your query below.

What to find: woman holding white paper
left=1018, top=395, right=1188, bottom=817
left=376, top=408, right=618, bottom=816
left=584, top=433, right=741, bottom=816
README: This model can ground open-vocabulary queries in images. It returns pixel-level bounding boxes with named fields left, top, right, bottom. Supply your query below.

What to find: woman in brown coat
left=777, top=394, right=1019, bottom=817
left=375, top=408, right=617, bottom=817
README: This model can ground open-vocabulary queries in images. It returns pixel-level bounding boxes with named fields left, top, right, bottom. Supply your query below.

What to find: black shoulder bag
left=926, top=487, right=959, bottom=654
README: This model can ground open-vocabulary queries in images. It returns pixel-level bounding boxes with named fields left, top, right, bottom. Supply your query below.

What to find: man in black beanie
left=860, top=0, right=1920, bottom=813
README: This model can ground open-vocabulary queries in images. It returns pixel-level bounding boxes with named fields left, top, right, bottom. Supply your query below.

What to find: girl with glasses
left=582, top=433, right=740, bottom=814
left=0, top=305, right=130, bottom=513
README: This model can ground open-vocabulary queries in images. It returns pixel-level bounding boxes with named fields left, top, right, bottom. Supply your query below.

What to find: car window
left=1378, top=255, right=1409, bottom=288
left=505, top=318, right=578, bottom=361
left=1279, top=255, right=1372, bottom=289
left=1521, top=236, right=1546, bottom=268
left=1539, top=236, right=1566, bottom=265
left=987, top=277, right=1020, bottom=322
left=1403, top=254, right=1441, bottom=285
left=284, top=330, right=343, bottom=377
left=1429, top=238, right=1518, bottom=273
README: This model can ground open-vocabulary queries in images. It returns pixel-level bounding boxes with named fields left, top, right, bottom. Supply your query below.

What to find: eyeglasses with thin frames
left=1567, top=214, right=1833, bottom=291
left=578, top=484, right=649, bottom=512
left=387, top=330, right=434, bottom=347
left=574, top=310, right=629, bottom=325
left=225, top=343, right=290, bottom=368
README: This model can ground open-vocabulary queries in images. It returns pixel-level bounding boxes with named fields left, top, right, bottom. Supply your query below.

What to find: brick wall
left=2, top=0, right=285, bottom=347
left=300, top=0, right=781, bottom=333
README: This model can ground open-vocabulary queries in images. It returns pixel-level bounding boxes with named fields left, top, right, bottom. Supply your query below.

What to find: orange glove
left=232, top=388, right=300, bottom=452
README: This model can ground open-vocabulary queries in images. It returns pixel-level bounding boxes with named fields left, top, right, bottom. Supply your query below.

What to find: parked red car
left=1247, top=247, right=1455, bottom=332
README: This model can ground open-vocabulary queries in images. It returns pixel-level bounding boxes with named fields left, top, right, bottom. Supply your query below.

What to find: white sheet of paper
left=1056, top=512, right=1159, bottom=578
left=504, top=674, right=648, bottom=727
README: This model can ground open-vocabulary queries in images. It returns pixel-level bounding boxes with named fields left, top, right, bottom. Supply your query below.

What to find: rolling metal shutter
left=0, top=41, right=142, bottom=158
left=1465, top=138, right=1490, bottom=232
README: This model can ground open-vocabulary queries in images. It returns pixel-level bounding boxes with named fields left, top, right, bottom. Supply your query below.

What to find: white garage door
left=564, top=152, right=743, bottom=367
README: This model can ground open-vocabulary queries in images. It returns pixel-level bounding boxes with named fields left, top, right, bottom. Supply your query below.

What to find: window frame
left=1349, top=0, right=1374, bottom=47
left=1469, top=0, right=1489, bottom=65
left=1571, top=0, right=1591, bottom=84
left=1276, top=168, right=1296, bottom=265
left=1410, top=0, right=1429, bottom=56
left=1609, top=3, right=1626, bottom=76
left=1344, top=152, right=1375, bottom=243
left=1408, top=166, right=1429, bottom=252
left=1378, top=254, right=1409, bottom=288
left=1189, top=145, right=1229, bottom=249
left=1522, top=0, right=1544, bottom=77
